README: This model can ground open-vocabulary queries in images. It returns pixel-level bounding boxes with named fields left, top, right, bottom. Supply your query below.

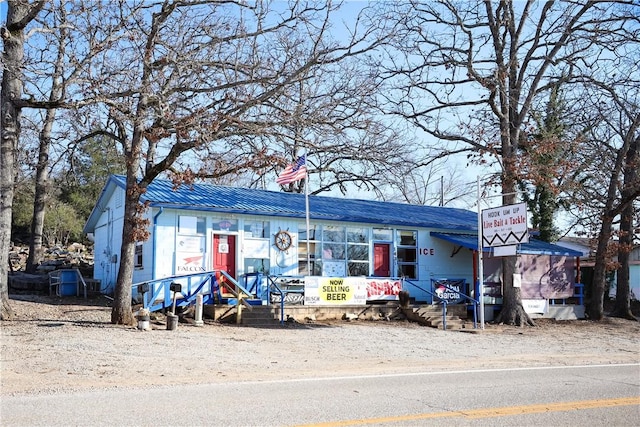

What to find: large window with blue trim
left=298, top=224, right=370, bottom=276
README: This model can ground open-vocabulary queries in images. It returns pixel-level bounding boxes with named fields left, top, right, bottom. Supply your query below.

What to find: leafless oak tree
left=1, top=0, right=45, bottom=320
left=567, top=76, right=640, bottom=320
left=64, top=0, right=390, bottom=324
left=369, top=0, right=639, bottom=325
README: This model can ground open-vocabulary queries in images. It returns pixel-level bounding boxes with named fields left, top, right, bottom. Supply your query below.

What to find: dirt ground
left=1, top=294, right=639, bottom=397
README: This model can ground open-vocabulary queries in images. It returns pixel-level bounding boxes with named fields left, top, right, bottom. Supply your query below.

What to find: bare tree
left=189, top=36, right=424, bottom=198
left=1, top=0, right=45, bottom=320
left=0, top=0, right=134, bottom=276
left=67, top=1, right=387, bottom=324
left=613, top=133, right=638, bottom=320
left=370, top=0, right=639, bottom=325
left=23, top=4, right=67, bottom=272
left=568, top=76, right=640, bottom=320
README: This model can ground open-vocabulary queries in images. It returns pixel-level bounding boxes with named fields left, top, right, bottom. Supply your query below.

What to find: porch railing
left=402, top=278, right=478, bottom=330
left=133, top=270, right=255, bottom=313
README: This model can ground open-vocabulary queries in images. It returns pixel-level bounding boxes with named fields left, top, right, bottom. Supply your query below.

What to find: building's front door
left=373, top=243, right=391, bottom=277
left=213, top=234, right=236, bottom=294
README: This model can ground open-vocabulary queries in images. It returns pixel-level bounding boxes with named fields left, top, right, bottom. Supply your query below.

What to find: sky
left=0, top=0, right=495, bottom=211
left=0, top=0, right=584, bottom=237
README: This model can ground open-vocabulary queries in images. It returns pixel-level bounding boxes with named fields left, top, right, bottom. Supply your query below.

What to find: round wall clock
left=274, top=230, right=293, bottom=251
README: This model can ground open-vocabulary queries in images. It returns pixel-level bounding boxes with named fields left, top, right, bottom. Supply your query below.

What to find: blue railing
left=133, top=272, right=479, bottom=328
left=241, top=272, right=265, bottom=298
left=133, top=270, right=256, bottom=313
left=550, top=283, right=584, bottom=306
left=265, top=275, right=305, bottom=324
left=402, top=278, right=478, bottom=330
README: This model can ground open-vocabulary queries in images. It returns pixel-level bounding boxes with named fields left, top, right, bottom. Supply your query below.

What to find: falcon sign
left=481, top=203, right=529, bottom=247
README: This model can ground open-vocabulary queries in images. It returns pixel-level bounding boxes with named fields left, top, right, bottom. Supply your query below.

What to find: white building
left=83, top=175, right=583, bottom=312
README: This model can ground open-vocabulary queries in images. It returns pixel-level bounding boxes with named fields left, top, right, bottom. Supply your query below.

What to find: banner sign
left=432, top=279, right=466, bottom=304
left=482, top=202, right=529, bottom=247
left=366, top=279, right=402, bottom=301
left=304, top=276, right=367, bottom=306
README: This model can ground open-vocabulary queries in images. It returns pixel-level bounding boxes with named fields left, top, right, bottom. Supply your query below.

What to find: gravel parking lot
left=1, top=294, right=639, bottom=397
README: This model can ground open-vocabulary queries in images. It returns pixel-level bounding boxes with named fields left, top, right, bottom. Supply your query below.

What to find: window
left=323, top=226, right=345, bottom=260
left=347, top=227, right=369, bottom=276
left=115, top=188, right=123, bottom=208
left=178, top=216, right=206, bottom=235
left=134, top=243, right=143, bottom=268
left=211, top=217, right=238, bottom=231
left=244, top=258, right=270, bottom=275
left=244, top=221, right=270, bottom=239
left=397, top=230, right=417, bottom=278
left=373, top=228, right=392, bottom=241
left=298, top=224, right=322, bottom=275
left=298, top=224, right=370, bottom=277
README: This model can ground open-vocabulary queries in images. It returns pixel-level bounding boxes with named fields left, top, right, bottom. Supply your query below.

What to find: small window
left=373, top=228, right=392, bottom=241
left=397, top=247, right=417, bottom=262
left=178, top=216, right=206, bottom=235
left=298, top=223, right=318, bottom=240
left=347, top=227, right=369, bottom=243
left=322, top=225, right=345, bottom=243
left=115, top=188, right=123, bottom=208
left=323, top=243, right=345, bottom=260
left=244, top=258, right=270, bottom=274
left=397, top=230, right=417, bottom=246
left=348, top=262, right=369, bottom=276
left=134, top=243, right=143, bottom=268
left=244, top=221, right=270, bottom=239
left=212, top=217, right=237, bottom=231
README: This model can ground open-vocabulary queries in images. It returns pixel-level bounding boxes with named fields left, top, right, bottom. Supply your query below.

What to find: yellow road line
left=294, top=396, right=640, bottom=427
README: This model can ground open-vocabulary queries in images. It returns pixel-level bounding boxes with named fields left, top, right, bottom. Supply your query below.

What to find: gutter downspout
left=152, top=207, right=164, bottom=280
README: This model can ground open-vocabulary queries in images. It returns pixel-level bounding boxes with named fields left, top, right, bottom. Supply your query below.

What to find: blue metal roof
left=430, top=232, right=583, bottom=257
left=95, top=175, right=478, bottom=231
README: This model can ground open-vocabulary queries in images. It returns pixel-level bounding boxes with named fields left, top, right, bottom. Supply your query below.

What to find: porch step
left=204, top=303, right=475, bottom=330
left=238, top=305, right=282, bottom=326
left=402, top=305, right=474, bottom=331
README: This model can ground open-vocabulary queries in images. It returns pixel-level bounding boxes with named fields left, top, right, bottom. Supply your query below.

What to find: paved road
left=2, top=364, right=639, bottom=426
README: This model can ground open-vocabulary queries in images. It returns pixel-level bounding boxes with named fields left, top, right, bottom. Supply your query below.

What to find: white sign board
left=482, top=202, right=529, bottom=247
left=522, top=299, right=548, bottom=314
left=304, top=276, right=367, bottom=306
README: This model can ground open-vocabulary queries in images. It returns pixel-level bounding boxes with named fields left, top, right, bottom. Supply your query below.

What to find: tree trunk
left=1, top=1, right=44, bottom=320
left=26, top=108, right=55, bottom=272
left=588, top=217, right=614, bottom=320
left=110, top=173, right=141, bottom=326
left=611, top=222, right=633, bottom=320
left=494, top=147, right=535, bottom=326
left=610, top=136, right=637, bottom=320
left=0, top=36, right=20, bottom=318
left=494, top=256, right=535, bottom=326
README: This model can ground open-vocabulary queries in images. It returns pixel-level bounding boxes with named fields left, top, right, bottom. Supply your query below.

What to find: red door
left=213, top=234, right=236, bottom=294
left=374, top=243, right=390, bottom=277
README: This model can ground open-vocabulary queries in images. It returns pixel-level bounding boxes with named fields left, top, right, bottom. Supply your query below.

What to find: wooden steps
left=402, top=304, right=475, bottom=330
left=204, top=303, right=477, bottom=330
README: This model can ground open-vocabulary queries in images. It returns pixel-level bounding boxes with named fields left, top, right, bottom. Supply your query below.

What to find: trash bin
left=166, top=314, right=179, bottom=331
left=59, top=270, right=78, bottom=296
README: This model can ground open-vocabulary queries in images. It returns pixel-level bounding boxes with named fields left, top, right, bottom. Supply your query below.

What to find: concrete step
left=401, top=306, right=476, bottom=331
left=414, top=304, right=467, bottom=317
left=205, top=303, right=476, bottom=329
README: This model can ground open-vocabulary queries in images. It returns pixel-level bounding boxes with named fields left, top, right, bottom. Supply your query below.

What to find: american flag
left=276, top=155, right=307, bottom=185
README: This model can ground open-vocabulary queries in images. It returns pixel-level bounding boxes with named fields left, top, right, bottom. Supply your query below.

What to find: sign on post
left=481, top=202, right=528, bottom=247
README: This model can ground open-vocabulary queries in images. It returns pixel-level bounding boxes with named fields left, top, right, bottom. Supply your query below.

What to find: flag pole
left=304, top=154, right=311, bottom=275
